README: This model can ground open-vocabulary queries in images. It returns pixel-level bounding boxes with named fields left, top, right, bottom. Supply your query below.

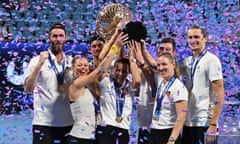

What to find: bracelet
left=109, top=44, right=120, bottom=55
left=168, top=136, right=176, bottom=142
left=210, top=123, right=217, bottom=126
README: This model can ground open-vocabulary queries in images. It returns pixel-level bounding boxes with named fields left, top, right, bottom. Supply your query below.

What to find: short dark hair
left=114, top=58, right=130, bottom=71
left=49, top=23, right=66, bottom=34
left=90, top=34, right=105, bottom=44
left=160, top=38, right=176, bottom=51
left=190, top=25, right=207, bottom=38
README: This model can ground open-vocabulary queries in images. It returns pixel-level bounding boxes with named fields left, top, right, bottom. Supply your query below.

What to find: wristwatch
left=130, top=58, right=137, bottom=63
left=139, top=62, right=145, bottom=68
left=168, top=136, right=176, bottom=142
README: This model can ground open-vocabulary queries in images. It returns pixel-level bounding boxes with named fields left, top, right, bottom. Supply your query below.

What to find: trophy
left=96, top=3, right=147, bottom=42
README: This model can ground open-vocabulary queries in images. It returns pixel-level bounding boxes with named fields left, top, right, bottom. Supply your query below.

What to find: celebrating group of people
left=24, top=22, right=224, bottom=144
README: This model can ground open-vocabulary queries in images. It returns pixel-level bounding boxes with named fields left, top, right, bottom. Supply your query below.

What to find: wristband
left=210, top=123, right=217, bottom=126
left=109, top=44, right=120, bottom=55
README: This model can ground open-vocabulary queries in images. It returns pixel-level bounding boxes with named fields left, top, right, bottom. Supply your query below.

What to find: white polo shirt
left=151, top=77, right=188, bottom=129
left=180, top=51, right=223, bottom=126
left=137, top=70, right=154, bottom=127
left=25, top=50, right=73, bottom=126
left=98, top=75, right=134, bottom=130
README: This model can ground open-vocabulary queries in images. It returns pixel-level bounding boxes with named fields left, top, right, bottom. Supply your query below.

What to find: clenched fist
left=39, top=51, right=49, bottom=65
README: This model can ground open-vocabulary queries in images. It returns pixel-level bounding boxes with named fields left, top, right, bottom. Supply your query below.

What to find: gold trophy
left=96, top=3, right=147, bottom=43
left=96, top=3, right=133, bottom=41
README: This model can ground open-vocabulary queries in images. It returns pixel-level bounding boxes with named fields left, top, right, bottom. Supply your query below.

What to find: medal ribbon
left=154, top=76, right=176, bottom=119
left=48, top=53, right=65, bottom=85
left=190, top=50, right=207, bottom=89
left=94, top=98, right=101, bottom=115
left=113, top=79, right=128, bottom=117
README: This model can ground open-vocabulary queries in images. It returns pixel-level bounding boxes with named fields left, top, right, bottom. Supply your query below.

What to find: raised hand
left=133, top=40, right=145, bottom=65
left=114, top=32, right=128, bottom=48
left=127, top=40, right=135, bottom=58
left=39, top=51, right=49, bottom=65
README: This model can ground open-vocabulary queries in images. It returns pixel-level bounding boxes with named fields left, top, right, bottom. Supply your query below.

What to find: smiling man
left=24, top=23, right=73, bottom=144
left=180, top=25, right=224, bottom=144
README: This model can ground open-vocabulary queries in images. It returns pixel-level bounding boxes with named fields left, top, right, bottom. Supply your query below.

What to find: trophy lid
left=123, top=21, right=147, bottom=42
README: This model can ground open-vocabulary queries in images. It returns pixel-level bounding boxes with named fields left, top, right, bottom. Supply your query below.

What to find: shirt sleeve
left=172, top=81, right=188, bottom=102
left=207, top=55, right=223, bottom=82
left=25, top=56, right=39, bottom=79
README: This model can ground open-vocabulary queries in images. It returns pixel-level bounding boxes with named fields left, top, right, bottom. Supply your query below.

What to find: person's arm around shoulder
left=24, top=51, right=48, bottom=94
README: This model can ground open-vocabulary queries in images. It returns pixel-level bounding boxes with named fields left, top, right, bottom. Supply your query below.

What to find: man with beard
left=24, top=23, right=73, bottom=144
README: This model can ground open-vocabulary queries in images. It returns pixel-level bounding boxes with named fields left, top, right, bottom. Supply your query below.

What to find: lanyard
left=94, top=98, right=101, bottom=115
left=190, top=50, right=207, bottom=89
left=48, top=53, right=65, bottom=85
left=154, top=76, right=176, bottom=119
left=113, top=79, right=128, bottom=117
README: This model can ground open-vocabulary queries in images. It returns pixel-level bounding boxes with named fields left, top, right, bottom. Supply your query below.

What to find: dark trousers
left=66, top=135, right=94, bottom=144
left=95, top=125, right=129, bottom=144
left=32, top=125, right=72, bottom=144
left=182, top=126, right=208, bottom=144
left=148, top=128, right=181, bottom=144
left=138, top=128, right=149, bottom=144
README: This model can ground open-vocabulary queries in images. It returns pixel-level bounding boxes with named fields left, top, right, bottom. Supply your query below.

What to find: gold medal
left=65, top=68, right=70, bottom=73
left=58, top=84, right=65, bottom=92
left=153, top=117, right=159, bottom=121
left=96, top=114, right=100, bottom=121
left=115, top=116, right=123, bottom=123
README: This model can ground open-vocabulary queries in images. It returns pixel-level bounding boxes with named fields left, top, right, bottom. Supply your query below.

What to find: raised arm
left=133, top=40, right=156, bottom=89
left=72, top=52, right=117, bottom=89
left=24, top=51, right=48, bottom=94
left=127, top=40, right=141, bottom=88
left=141, top=39, right=157, bottom=68
left=98, top=29, right=119, bottom=62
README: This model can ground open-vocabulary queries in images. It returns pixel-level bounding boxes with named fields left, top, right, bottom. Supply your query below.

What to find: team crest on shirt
left=166, top=91, right=171, bottom=97
left=125, top=89, right=129, bottom=95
